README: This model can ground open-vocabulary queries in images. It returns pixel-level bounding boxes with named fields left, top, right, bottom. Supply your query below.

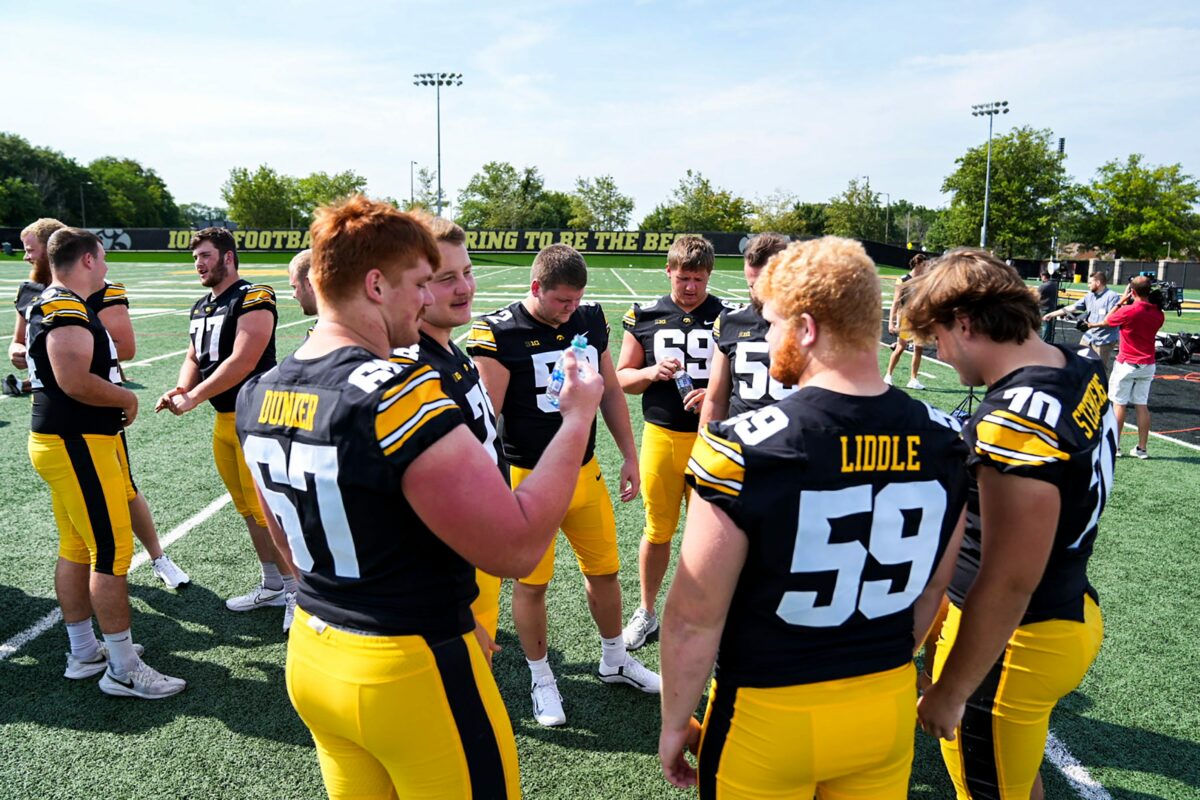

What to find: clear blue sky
left=4, top=0, right=1198, bottom=221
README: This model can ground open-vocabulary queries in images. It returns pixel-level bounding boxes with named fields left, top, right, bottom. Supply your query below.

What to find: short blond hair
left=288, top=249, right=312, bottom=281
left=756, top=236, right=881, bottom=353
left=667, top=234, right=714, bottom=272
left=20, top=218, right=65, bottom=284
left=427, top=216, right=466, bottom=246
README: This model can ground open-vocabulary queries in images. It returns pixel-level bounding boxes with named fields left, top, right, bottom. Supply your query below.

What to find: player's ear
left=364, top=268, right=385, bottom=303
left=530, top=279, right=541, bottom=299
left=796, top=313, right=817, bottom=348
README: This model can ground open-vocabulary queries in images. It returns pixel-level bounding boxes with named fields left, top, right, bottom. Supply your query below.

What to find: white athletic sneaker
left=622, top=608, right=659, bottom=650
left=598, top=653, right=661, bottom=694
left=906, top=378, right=926, bottom=390
left=225, top=582, right=287, bottom=612
left=883, top=373, right=894, bottom=386
left=282, top=591, right=297, bottom=633
left=1131, top=446, right=1149, bottom=460
left=531, top=677, right=566, bottom=727
left=64, top=642, right=144, bottom=680
left=98, top=659, right=186, bottom=699
left=151, top=554, right=190, bottom=589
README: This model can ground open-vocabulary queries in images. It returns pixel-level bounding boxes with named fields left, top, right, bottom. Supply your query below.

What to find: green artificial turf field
left=1, top=259, right=1198, bottom=799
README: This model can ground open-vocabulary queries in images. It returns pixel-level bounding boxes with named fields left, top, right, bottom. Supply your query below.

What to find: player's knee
left=644, top=527, right=675, bottom=546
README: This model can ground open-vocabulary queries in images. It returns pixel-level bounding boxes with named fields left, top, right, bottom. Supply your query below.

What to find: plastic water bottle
left=545, top=334, right=589, bottom=410
left=673, top=369, right=697, bottom=413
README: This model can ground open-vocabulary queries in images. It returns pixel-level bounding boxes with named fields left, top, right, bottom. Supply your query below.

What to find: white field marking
left=611, top=269, right=638, bottom=296
left=0, top=493, right=232, bottom=662
left=1045, top=732, right=1113, bottom=800
left=123, top=317, right=313, bottom=369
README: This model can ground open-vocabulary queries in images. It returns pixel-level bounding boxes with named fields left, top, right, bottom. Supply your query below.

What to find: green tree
left=888, top=199, right=940, bottom=247
left=408, top=167, right=449, bottom=214
left=569, top=175, right=635, bottom=229
left=936, top=126, right=1073, bottom=258
left=0, top=132, right=92, bottom=225
left=0, top=177, right=42, bottom=227
left=639, top=171, right=751, bottom=231
left=293, top=170, right=368, bottom=225
left=1076, top=154, right=1200, bottom=259
left=531, top=190, right=574, bottom=228
left=87, top=157, right=181, bottom=227
left=455, top=162, right=555, bottom=228
left=639, top=204, right=674, bottom=231
left=751, top=192, right=827, bottom=236
left=825, top=178, right=884, bottom=240
left=178, top=203, right=228, bottom=227
left=221, top=165, right=298, bottom=228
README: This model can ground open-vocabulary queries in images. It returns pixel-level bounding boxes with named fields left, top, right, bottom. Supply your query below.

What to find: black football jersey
left=85, top=281, right=129, bottom=314
left=392, top=332, right=504, bottom=470
left=14, top=280, right=45, bottom=315
left=686, top=388, right=969, bottom=688
left=189, top=279, right=278, bottom=412
left=236, top=346, right=474, bottom=638
left=952, top=346, right=1116, bottom=623
left=26, top=287, right=123, bottom=435
left=713, top=304, right=797, bottom=417
left=622, top=294, right=732, bottom=432
left=467, top=301, right=608, bottom=469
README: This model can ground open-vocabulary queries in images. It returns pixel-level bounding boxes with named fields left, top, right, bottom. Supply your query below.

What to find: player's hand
left=556, top=349, right=603, bottom=421
left=916, top=680, right=964, bottom=741
left=155, top=387, right=183, bottom=413
left=121, top=391, right=139, bottom=427
left=888, top=322, right=899, bottom=335
left=647, top=357, right=681, bottom=383
left=659, top=717, right=702, bottom=788
left=472, top=620, right=501, bottom=668
left=9, top=342, right=27, bottom=370
left=168, top=391, right=199, bottom=416
left=618, top=456, right=639, bottom=502
left=682, top=388, right=705, bottom=413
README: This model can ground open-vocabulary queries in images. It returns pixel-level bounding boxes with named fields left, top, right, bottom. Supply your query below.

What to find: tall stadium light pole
left=971, top=100, right=1009, bottom=249
left=881, top=191, right=891, bottom=243
left=413, top=72, right=463, bottom=216
left=79, top=180, right=94, bottom=228
left=410, top=160, right=418, bottom=208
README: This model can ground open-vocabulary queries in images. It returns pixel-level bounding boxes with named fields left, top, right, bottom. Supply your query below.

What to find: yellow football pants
left=698, top=664, right=917, bottom=799
left=287, top=606, right=521, bottom=799
left=935, top=595, right=1104, bottom=799
left=29, top=432, right=134, bottom=576
left=214, top=410, right=266, bottom=526
left=639, top=422, right=695, bottom=544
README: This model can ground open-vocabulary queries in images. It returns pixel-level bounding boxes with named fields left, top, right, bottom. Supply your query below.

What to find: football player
left=659, top=236, right=967, bottom=798
left=389, top=217, right=505, bottom=663
left=7, top=218, right=61, bottom=396
left=27, top=227, right=185, bottom=698
left=288, top=248, right=318, bottom=317
left=699, top=232, right=796, bottom=426
left=236, top=196, right=603, bottom=798
left=468, top=244, right=658, bottom=728
left=883, top=253, right=929, bottom=390
left=616, top=234, right=734, bottom=649
left=905, top=249, right=1112, bottom=800
left=155, top=228, right=291, bottom=619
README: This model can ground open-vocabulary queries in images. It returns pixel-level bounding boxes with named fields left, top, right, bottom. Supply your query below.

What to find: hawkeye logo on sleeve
left=258, top=390, right=320, bottom=431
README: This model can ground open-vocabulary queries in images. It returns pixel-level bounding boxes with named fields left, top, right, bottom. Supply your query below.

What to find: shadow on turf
left=1054, top=692, right=1200, bottom=798
left=0, top=584, right=58, bottom=643
left=0, top=582, right=310, bottom=749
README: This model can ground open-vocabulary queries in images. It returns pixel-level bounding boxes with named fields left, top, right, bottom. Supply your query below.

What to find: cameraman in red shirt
left=1101, top=275, right=1165, bottom=459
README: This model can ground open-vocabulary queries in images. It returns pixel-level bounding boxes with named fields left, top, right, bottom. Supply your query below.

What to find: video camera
left=1129, top=270, right=1185, bottom=316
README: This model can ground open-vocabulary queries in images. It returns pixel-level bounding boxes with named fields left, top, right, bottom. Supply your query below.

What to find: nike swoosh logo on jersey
left=702, top=321, right=715, bottom=326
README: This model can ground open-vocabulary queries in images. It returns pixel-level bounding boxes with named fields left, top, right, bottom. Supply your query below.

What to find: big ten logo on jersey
left=189, top=312, right=226, bottom=363
left=532, top=345, right=601, bottom=413
left=653, top=328, right=714, bottom=379
left=347, top=359, right=404, bottom=393
left=733, top=341, right=794, bottom=402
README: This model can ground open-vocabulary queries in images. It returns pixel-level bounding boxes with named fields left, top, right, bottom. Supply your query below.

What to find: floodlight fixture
left=414, top=71, right=464, bottom=216
left=971, top=99, right=1010, bottom=248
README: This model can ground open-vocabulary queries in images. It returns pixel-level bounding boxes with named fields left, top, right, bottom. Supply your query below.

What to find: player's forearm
left=176, top=356, right=201, bottom=391
left=600, top=389, right=639, bottom=461
left=660, top=606, right=722, bottom=733
left=189, top=354, right=257, bottom=404
left=934, top=576, right=1032, bottom=702
left=616, top=367, right=653, bottom=394
left=61, top=374, right=136, bottom=410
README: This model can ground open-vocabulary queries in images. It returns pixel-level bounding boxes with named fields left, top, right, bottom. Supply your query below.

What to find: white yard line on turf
left=123, top=317, right=313, bottom=369
left=611, top=269, right=637, bottom=296
left=0, top=493, right=232, bottom=662
left=1045, top=732, right=1113, bottom=800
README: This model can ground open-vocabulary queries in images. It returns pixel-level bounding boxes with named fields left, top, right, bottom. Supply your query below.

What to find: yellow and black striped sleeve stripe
left=712, top=314, right=723, bottom=339
left=102, top=283, right=129, bottom=307
left=621, top=305, right=637, bottom=331
left=973, top=409, right=1069, bottom=467
left=686, top=426, right=746, bottom=498
left=41, top=297, right=90, bottom=325
left=467, top=321, right=497, bottom=354
left=241, top=285, right=277, bottom=310
left=375, top=365, right=460, bottom=458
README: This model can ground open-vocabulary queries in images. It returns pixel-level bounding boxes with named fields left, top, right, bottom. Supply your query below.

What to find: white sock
left=261, top=562, right=283, bottom=591
left=282, top=574, right=298, bottom=592
left=601, top=635, right=626, bottom=668
left=102, top=629, right=139, bottom=676
left=527, top=656, right=554, bottom=684
left=66, top=618, right=99, bottom=659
